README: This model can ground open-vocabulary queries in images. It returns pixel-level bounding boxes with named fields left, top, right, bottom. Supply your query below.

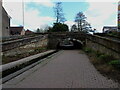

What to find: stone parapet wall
left=86, top=34, right=120, bottom=59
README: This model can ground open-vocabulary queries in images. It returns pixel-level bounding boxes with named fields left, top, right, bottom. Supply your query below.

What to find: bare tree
left=75, top=12, right=86, bottom=31
left=71, top=24, right=77, bottom=32
left=82, top=21, right=91, bottom=31
left=36, top=28, right=40, bottom=33
left=54, top=2, right=66, bottom=23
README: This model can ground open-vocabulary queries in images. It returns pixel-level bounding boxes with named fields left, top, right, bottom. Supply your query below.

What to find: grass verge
left=83, top=47, right=120, bottom=84
left=2, top=47, right=47, bottom=64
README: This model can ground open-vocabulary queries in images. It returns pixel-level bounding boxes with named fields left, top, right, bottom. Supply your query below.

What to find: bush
left=109, top=60, right=120, bottom=69
left=84, top=48, right=92, bottom=53
left=98, top=54, right=114, bottom=63
left=96, top=51, right=102, bottom=57
left=34, top=47, right=46, bottom=52
left=52, top=23, right=69, bottom=32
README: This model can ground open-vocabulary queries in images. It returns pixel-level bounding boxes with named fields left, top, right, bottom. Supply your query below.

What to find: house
left=102, top=26, right=117, bottom=33
left=10, top=26, right=25, bottom=35
left=25, top=29, right=34, bottom=35
left=0, top=2, right=11, bottom=38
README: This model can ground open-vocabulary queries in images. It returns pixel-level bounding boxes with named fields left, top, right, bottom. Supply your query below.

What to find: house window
left=6, top=27, right=8, bottom=29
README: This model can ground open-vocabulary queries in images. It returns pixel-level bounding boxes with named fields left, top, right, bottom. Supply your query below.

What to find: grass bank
left=83, top=47, right=120, bottom=83
left=2, top=47, right=47, bottom=64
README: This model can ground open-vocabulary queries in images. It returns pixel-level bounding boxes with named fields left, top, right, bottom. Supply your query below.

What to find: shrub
left=98, top=54, right=114, bottom=63
left=52, top=23, right=69, bottom=32
left=84, top=48, right=92, bottom=53
left=96, top=51, right=102, bottom=57
left=34, top=47, right=46, bottom=52
left=109, top=60, right=120, bottom=69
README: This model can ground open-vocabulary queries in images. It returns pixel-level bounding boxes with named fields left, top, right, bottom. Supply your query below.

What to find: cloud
left=26, top=0, right=54, bottom=7
left=3, top=0, right=54, bottom=7
left=3, top=0, right=118, bottom=2
left=85, top=2, right=117, bottom=32
left=34, top=2, right=54, bottom=7
left=3, top=1, right=117, bottom=32
left=24, top=9, right=55, bottom=30
left=64, top=21, right=75, bottom=30
left=3, top=2, right=23, bottom=25
left=3, top=1, right=55, bottom=31
left=86, top=0, right=117, bottom=2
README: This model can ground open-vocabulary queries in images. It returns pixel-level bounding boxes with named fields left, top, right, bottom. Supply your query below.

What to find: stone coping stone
left=0, top=50, right=56, bottom=72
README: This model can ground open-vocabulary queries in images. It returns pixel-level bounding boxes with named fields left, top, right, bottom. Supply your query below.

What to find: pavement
left=2, top=50, right=120, bottom=88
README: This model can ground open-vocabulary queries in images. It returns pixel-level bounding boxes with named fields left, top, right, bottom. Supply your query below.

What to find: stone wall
left=2, top=7, right=10, bottom=37
left=86, top=34, right=120, bottom=59
left=48, top=32, right=86, bottom=49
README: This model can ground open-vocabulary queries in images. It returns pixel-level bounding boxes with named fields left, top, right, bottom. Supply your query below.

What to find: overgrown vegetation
left=2, top=47, right=47, bottom=64
left=107, top=31, right=120, bottom=38
left=109, top=60, right=120, bottom=69
left=83, top=47, right=120, bottom=83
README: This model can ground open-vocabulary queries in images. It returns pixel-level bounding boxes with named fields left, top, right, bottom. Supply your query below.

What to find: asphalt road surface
left=3, top=50, right=120, bottom=88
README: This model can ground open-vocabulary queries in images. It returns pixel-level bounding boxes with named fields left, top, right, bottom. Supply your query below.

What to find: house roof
left=25, top=29, right=33, bottom=33
left=103, top=26, right=117, bottom=29
left=25, top=29, right=34, bottom=34
left=10, top=27, right=23, bottom=34
left=2, top=6, right=11, bottom=19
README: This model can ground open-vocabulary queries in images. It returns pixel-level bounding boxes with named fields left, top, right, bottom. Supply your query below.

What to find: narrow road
left=3, top=50, right=120, bottom=88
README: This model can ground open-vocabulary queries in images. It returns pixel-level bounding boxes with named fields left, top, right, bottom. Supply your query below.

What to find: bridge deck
left=3, top=50, right=120, bottom=88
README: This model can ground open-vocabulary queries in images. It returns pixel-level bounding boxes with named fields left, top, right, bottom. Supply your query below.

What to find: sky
left=3, top=0, right=118, bottom=32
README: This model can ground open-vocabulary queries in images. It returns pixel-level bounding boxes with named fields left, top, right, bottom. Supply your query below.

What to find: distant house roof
left=10, top=27, right=23, bottom=35
left=25, top=29, right=34, bottom=35
left=103, top=26, right=117, bottom=33
left=103, top=26, right=117, bottom=29
left=25, top=29, right=33, bottom=33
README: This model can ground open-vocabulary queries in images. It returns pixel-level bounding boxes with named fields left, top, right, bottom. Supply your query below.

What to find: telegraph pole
left=22, top=0, right=25, bottom=34
left=118, top=1, right=120, bottom=31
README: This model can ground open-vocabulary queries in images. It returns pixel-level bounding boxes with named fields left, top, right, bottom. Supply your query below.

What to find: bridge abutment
left=47, top=32, right=86, bottom=49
